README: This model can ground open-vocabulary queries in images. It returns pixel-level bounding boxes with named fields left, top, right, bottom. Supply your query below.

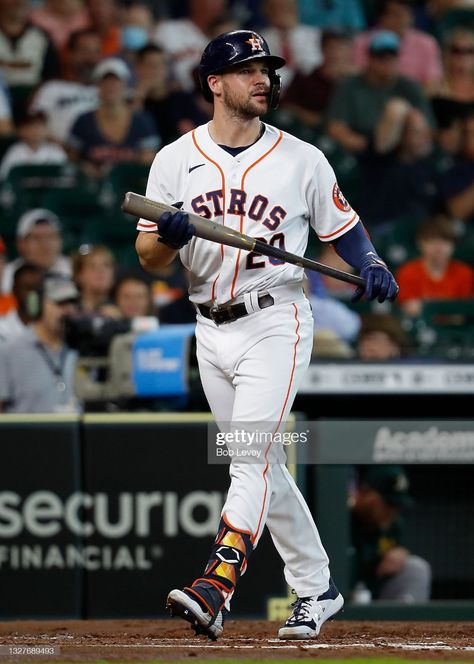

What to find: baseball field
left=0, top=619, right=473, bottom=663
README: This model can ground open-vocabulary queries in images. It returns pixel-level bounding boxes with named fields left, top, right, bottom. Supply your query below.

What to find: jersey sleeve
left=308, top=153, right=359, bottom=242
left=136, top=146, right=176, bottom=232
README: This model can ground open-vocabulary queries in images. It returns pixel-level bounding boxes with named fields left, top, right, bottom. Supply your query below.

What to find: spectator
left=29, top=28, right=102, bottom=145
left=0, top=111, right=67, bottom=180
left=443, top=112, right=474, bottom=221
left=430, top=28, right=474, bottom=139
left=0, top=275, right=80, bottom=413
left=317, top=243, right=357, bottom=300
left=0, top=263, right=45, bottom=341
left=68, top=57, right=159, bottom=177
left=282, top=29, right=354, bottom=130
left=0, top=235, right=15, bottom=316
left=396, top=216, right=474, bottom=316
left=119, top=2, right=156, bottom=68
left=357, top=107, right=443, bottom=227
left=297, top=0, right=366, bottom=30
left=1, top=209, right=71, bottom=294
left=112, top=273, right=155, bottom=319
left=0, top=0, right=60, bottom=117
left=353, top=0, right=442, bottom=88
left=72, top=244, right=117, bottom=315
left=0, top=73, right=13, bottom=136
left=350, top=465, right=431, bottom=602
left=30, top=0, right=89, bottom=50
left=327, top=30, right=435, bottom=154
left=260, top=0, right=322, bottom=88
left=84, top=0, right=121, bottom=57
left=357, top=313, right=408, bottom=360
left=153, top=0, right=228, bottom=91
left=133, top=44, right=208, bottom=144
left=306, top=270, right=361, bottom=345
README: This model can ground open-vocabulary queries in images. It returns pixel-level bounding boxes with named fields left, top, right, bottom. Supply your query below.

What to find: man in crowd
left=327, top=30, right=434, bottom=154
left=0, top=275, right=80, bottom=413
left=1, top=209, right=71, bottom=294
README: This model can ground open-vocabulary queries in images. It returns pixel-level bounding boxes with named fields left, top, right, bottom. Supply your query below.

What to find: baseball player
left=136, top=30, right=399, bottom=640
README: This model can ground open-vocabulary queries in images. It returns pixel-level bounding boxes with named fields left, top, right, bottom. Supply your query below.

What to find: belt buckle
left=209, top=304, right=235, bottom=325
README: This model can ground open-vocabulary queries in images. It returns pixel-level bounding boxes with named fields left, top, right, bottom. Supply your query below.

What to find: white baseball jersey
left=137, top=122, right=359, bottom=305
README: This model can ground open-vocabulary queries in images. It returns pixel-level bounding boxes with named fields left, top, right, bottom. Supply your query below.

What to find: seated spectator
left=357, top=313, right=408, bottom=360
left=430, top=28, right=474, bottom=128
left=72, top=244, right=117, bottom=315
left=133, top=45, right=208, bottom=144
left=442, top=112, right=474, bottom=221
left=84, top=0, right=121, bottom=57
left=0, top=73, right=13, bottom=136
left=1, top=209, right=71, bottom=294
left=153, top=0, right=228, bottom=92
left=396, top=216, right=474, bottom=316
left=282, top=29, right=354, bottom=130
left=317, top=243, right=357, bottom=300
left=260, top=0, right=322, bottom=88
left=0, top=263, right=45, bottom=341
left=353, top=0, right=442, bottom=88
left=68, top=58, right=159, bottom=177
left=327, top=30, right=434, bottom=155
left=30, top=0, right=89, bottom=50
left=0, top=111, right=67, bottom=180
left=112, top=273, right=155, bottom=319
left=0, top=275, right=80, bottom=413
left=0, top=236, right=15, bottom=317
left=29, top=28, right=102, bottom=145
left=350, top=465, right=431, bottom=602
left=306, top=271, right=361, bottom=345
left=297, top=0, right=366, bottom=30
left=0, top=0, right=60, bottom=117
left=357, top=107, right=443, bottom=227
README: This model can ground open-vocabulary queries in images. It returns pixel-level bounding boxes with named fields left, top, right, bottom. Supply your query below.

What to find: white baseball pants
left=195, top=285, right=330, bottom=597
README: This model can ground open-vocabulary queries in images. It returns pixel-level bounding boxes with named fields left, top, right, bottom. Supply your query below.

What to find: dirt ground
left=0, top=620, right=474, bottom=662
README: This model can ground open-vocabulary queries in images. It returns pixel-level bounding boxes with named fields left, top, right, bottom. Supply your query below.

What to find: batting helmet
left=199, top=30, right=286, bottom=110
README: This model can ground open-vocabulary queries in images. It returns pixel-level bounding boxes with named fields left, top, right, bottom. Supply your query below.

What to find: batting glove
left=352, top=257, right=399, bottom=303
left=157, top=204, right=195, bottom=250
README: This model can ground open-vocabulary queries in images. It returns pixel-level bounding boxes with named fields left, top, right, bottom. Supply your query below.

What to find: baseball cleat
left=278, top=577, right=344, bottom=640
left=166, top=584, right=226, bottom=640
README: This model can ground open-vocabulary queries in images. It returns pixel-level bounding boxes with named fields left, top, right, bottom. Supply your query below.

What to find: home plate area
left=1, top=620, right=474, bottom=661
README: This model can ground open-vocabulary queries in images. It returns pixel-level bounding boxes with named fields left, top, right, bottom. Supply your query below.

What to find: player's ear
left=207, top=73, right=222, bottom=98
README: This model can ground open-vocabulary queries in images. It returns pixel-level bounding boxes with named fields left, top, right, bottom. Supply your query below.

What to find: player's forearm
left=447, top=182, right=474, bottom=220
left=136, top=231, right=178, bottom=271
left=332, top=221, right=381, bottom=270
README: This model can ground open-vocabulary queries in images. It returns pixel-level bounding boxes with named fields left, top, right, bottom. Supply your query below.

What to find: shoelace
left=287, top=596, right=316, bottom=624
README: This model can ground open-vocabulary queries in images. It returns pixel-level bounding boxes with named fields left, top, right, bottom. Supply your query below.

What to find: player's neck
left=209, top=116, right=263, bottom=148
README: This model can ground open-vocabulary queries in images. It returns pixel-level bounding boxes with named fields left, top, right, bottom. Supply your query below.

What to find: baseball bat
left=123, top=191, right=365, bottom=288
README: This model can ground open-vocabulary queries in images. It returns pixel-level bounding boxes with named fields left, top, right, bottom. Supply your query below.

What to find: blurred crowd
left=1, top=0, right=474, bottom=412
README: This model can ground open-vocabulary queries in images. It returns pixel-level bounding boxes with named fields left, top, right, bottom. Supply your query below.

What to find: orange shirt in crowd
left=396, top=257, right=474, bottom=302
left=0, top=293, right=16, bottom=316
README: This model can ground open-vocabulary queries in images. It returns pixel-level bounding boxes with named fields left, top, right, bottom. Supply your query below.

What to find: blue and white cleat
left=278, top=578, right=344, bottom=640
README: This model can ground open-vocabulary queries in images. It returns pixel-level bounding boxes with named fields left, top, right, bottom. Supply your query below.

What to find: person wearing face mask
left=119, top=1, right=156, bottom=69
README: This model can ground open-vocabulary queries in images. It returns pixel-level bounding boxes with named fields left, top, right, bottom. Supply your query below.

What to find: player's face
left=219, top=61, right=271, bottom=119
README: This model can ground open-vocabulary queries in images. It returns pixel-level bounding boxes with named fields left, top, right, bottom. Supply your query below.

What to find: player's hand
left=352, top=258, right=399, bottom=303
left=157, top=204, right=195, bottom=250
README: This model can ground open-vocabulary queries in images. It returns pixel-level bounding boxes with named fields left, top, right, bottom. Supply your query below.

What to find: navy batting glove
left=352, top=258, right=399, bottom=303
left=157, top=208, right=195, bottom=250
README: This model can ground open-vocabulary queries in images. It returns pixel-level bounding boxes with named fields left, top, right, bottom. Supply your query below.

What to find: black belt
left=198, top=293, right=275, bottom=325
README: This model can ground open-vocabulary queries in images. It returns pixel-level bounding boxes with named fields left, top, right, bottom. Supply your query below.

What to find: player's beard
left=221, top=80, right=268, bottom=120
